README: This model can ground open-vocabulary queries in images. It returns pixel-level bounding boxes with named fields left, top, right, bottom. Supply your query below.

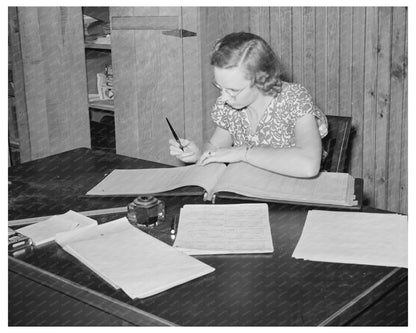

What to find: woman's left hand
left=197, top=146, right=246, bottom=166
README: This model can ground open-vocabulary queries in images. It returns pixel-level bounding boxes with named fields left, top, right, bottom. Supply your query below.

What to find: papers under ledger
left=173, top=203, right=274, bottom=255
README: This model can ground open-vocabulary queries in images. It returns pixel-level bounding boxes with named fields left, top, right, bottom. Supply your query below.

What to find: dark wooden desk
left=8, top=148, right=407, bottom=326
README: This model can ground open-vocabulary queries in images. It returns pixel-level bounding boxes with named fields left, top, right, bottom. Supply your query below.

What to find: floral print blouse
left=211, top=82, right=328, bottom=148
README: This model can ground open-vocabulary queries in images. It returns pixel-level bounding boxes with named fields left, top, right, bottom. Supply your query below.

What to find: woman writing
left=169, top=32, right=328, bottom=178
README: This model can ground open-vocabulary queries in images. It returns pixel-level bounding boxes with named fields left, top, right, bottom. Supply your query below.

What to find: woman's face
left=213, top=66, right=260, bottom=110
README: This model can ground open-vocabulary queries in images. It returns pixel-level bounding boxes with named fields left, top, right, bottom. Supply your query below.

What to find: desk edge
left=8, top=256, right=176, bottom=326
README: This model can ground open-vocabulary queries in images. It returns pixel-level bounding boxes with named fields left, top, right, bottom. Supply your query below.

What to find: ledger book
left=87, top=162, right=358, bottom=207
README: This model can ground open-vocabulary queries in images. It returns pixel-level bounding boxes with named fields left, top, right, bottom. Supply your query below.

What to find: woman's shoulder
left=280, top=81, right=311, bottom=96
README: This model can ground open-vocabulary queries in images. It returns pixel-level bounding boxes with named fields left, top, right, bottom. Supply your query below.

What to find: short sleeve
left=291, top=84, right=328, bottom=139
left=211, top=98, right=231, bottom=130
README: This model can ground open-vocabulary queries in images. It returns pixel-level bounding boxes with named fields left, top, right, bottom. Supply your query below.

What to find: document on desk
left=292, top=210, right=408, bottom=268
left=16, top=210, right=97, bottom=246
left=173, top=203, right=274, bottom=255
left=55, top=218, right=215, bottom=299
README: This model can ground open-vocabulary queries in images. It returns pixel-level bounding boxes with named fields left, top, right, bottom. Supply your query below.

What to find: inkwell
left=127, top=196, right=165, bottom=228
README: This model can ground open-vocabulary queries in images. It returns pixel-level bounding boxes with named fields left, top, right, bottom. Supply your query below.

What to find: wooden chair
left=320, top=115, right=352, bottom=173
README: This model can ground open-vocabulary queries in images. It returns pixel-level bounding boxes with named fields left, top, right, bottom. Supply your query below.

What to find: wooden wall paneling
left=303, top=7, right=315, bottom=99
left=362, top=7, right=379, bottom=207
left=182, top=7, right=204, bottom=150
left=339, top=7, right=353, bottom=117
left=18, top=7, right=50, bottom=160
left=278, top=8, right=293, bottom=82
left=249, top=7, right=270, bottom=42
left=387, top=7, right=407, bottom=213
left=63, top=8, right=91, bottom=150
left=292, top=7, right=303, bottom=84
left=132, top=6, right=166, bottom=164
left=198, top=8, right=211, bottom=143
left=153, top=7, right=183, bottom=165
left=9, top=7, right=31, bottom=162
left=111, top=7, right=139, bottom=159
left=232, top=7, right=250, bottom=32
left=12, top=7, right=89, bottom=162
left=399, top=9, right=408, bottom=214
left=374, top=7, right=392, bottom=209
left=218, top=7, right=236, bottom=33
left=400, top=34, right=408, bottom=214
left=326, top=7, right=340, bottom=115
left=112, top=7, right=184, bottom=165
left=350, top=7, right=366, bottom=178
left=315, top=7, right=327, bottom=112
left=200, top=7, right=221, bottom=142
left=38, top=7, right=74, bottom=156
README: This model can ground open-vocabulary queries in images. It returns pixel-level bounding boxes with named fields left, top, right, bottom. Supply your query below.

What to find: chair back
left=320, top=115, right=352, bottom=173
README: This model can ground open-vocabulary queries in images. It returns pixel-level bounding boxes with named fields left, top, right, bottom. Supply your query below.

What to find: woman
left=169, top=32, right=328, bottom=178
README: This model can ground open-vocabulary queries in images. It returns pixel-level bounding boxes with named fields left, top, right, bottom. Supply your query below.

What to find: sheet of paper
left=17, top=210, right=97, bottom=246
left=55, top=218, right=215, bottom=299
left=292, top=210, right=408, bottom=268
left=214, top=162, right=357, bottom=206
left=86, top=163, right=226, bottom=196
left=173, top=203, right=274, bottom=255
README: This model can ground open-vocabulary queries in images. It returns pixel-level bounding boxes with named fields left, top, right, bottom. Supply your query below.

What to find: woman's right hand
left=169, top=138, right=201, bottom=163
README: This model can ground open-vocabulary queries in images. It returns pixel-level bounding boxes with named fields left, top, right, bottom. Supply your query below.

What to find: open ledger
left=87, top=162, right=358, bottom=207
left=173, top=203, right=274, bottom=255
left=55, top=218, right=215, bottom=299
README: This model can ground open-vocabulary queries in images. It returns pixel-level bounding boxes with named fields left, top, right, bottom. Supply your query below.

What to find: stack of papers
left=292, top=210, right=408, bottom=268
left=16, top=210, right=97, bottom=246
left=55, top=218, right=215, bottom=299
left=173, top=203, right=274, bottom=255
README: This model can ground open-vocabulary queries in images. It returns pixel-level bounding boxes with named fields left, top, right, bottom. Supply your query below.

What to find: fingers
left=169, top=138, right=191, bottom=147
left=169, top=138, right=202, bottom=163
left=170, top=146, right=194, bottom=158
left=197, top=150, right=216, bottom=166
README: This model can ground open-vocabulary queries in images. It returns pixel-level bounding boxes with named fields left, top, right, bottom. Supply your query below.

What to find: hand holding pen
left=167, top=117, right=201, bottom=163
left=166, top=118, right=184, bottom=151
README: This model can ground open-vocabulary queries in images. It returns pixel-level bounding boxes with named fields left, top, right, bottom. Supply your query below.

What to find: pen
left=170, top=215, right=178, bottom=235
left=166, top=117, right=184, bottom=151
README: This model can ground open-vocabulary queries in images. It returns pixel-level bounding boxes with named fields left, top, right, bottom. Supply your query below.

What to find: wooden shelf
left=85, top=42, right=111, bottom=50
left=88, top=99, right=114, bottom=111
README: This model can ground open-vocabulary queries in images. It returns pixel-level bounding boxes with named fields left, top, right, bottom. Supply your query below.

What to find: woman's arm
left=198, top=114, right=322, bottom=178
left=204, top=126, right=233, bottom=151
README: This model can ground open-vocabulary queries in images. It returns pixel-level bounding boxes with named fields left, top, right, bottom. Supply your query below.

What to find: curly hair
left=210, top=32, right=283, bottom=96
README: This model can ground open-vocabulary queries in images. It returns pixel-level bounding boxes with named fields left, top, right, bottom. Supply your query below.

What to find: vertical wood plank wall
left=10, top=7, right=91, bottom=162
left=200, top=7, right=407, bottom=214
left=111, top=7, right=202, bottom=166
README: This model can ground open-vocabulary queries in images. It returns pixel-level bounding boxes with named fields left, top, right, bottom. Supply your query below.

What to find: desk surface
left=8, top=148, right=407, bottom=326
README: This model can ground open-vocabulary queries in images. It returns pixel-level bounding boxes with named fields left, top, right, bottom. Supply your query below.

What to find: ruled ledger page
left=213, top=162, right=357, bottom=206
left=86, top=163, right=226, bottom=196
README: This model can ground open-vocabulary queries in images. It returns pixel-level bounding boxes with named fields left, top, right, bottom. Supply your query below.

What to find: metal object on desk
left=127, top=196, right=165, bottom=228
left=8, top=228, right=33, bottom=255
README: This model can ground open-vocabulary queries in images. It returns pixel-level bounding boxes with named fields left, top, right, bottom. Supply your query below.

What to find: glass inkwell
left=127, top=196, right=165, bottom=228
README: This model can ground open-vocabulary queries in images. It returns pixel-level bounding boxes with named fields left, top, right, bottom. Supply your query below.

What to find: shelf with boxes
left=83, top=7, right=115, bottom=151
left=83, top=7, right=114, bottom=113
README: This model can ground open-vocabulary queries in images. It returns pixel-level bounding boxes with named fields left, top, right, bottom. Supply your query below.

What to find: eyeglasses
left=211, top=81, right=251, bottom=98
